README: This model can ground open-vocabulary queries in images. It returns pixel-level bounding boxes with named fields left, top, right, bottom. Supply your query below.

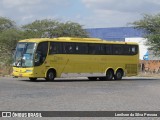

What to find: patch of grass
left=0, top=65, right=12, bottom=77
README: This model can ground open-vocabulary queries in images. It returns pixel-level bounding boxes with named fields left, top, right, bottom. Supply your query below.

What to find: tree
left=132, top=14, right=160, bottom=55
left=0, top=17, right=16, bottom=31
left=52, top=22, right=88, bottom=37
left=0, top=17, right=22, bottom=65
left=22, top=19, right=88, bottom=38
left=22, top=19, right=59, bottom=38
left=0, top=29, right=23, bottom=64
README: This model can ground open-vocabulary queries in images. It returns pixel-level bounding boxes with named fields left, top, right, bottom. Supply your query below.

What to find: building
left=86, top=27, right=144, bottom=41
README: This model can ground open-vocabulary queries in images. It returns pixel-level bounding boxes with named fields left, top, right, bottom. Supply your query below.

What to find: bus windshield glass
left=13, top=42, right=37, bottom=67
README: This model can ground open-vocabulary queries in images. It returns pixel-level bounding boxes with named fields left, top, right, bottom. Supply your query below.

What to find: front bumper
left=12, top=67, right=34, bottom=78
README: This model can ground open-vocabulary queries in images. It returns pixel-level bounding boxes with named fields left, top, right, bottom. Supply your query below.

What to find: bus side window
left=113, top=45, right=123, bottom=55
left=106, top=45, right=112, bottom=55
left=123, top=45, right=130, bottom=55
left=63, top=43, right=75, bottom=54
left=75, top=43, right=88, bottom=54
left=131, top=45, right=138, bottom=55
left=49, top=42, right=62, bottom=54
left=88, top=44, right=100, bottom=54
left=75, top=44, right=80, bottom=53
left=100, top=45, right=106, bottom=54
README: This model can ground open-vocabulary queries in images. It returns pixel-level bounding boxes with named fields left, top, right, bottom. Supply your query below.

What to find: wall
left=140, top=60, right=160, bottom=73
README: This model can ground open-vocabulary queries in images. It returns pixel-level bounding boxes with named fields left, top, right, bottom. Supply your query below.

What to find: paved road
left=0, top=77, right=160, bottom=119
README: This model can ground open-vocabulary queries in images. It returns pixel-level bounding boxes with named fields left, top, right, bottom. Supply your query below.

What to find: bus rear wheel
left=46, top=69, right=55, bottom=81
left=106, top=70, right=114, bottom=80
left=29, top=77, right=37, bottom=81
left=114, top=70, right=123, bottom=80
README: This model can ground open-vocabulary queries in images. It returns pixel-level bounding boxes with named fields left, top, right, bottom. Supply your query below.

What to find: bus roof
left=18, top=37, right=138, bottom=45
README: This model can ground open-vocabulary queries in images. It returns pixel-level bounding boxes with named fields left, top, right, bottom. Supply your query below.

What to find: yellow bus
left=12, top=37, right=139, bottom=81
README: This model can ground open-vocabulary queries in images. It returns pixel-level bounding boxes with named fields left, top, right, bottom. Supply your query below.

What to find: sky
left=0, top=0, right=160, bottom=28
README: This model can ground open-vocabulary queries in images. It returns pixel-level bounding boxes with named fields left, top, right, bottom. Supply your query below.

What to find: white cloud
left=80, top=0, right=160, bottom=28
left=2, top=0, right=42, bottom=8
left=0, top=0, right=71, bottom=25
left=82, top=0, right=160, bottom=13
left=73, top=10, right=139, bottom=28
left=0, top=0, right=160, bottom=28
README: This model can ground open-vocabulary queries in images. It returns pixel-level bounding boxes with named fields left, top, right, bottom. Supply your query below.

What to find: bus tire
left=46, top=69, right=55, bottom=81
left=29, top=77, right=37, bottom=81
left=88, top=77, right=97, bottom=81
left=106, top=69, right=114, bottom=80
left=114, top=69, right=123, bottom=80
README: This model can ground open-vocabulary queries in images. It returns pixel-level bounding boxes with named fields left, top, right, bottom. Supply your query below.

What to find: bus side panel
left=60, top=55, right=101, bottom=77
left=46, top=54, right=68, bottom=78
left=100, top=55, right=139, bottom=76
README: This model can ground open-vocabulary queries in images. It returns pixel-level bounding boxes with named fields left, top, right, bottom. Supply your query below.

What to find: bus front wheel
left=46, top=69, right=55, bottom=81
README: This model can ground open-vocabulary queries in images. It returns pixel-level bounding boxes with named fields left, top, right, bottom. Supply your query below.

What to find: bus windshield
left=13, top=42, right=37, bottom=67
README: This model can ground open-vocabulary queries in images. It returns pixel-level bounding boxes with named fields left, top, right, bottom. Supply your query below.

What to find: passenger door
left=34, top=42, right=49, bottom=77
